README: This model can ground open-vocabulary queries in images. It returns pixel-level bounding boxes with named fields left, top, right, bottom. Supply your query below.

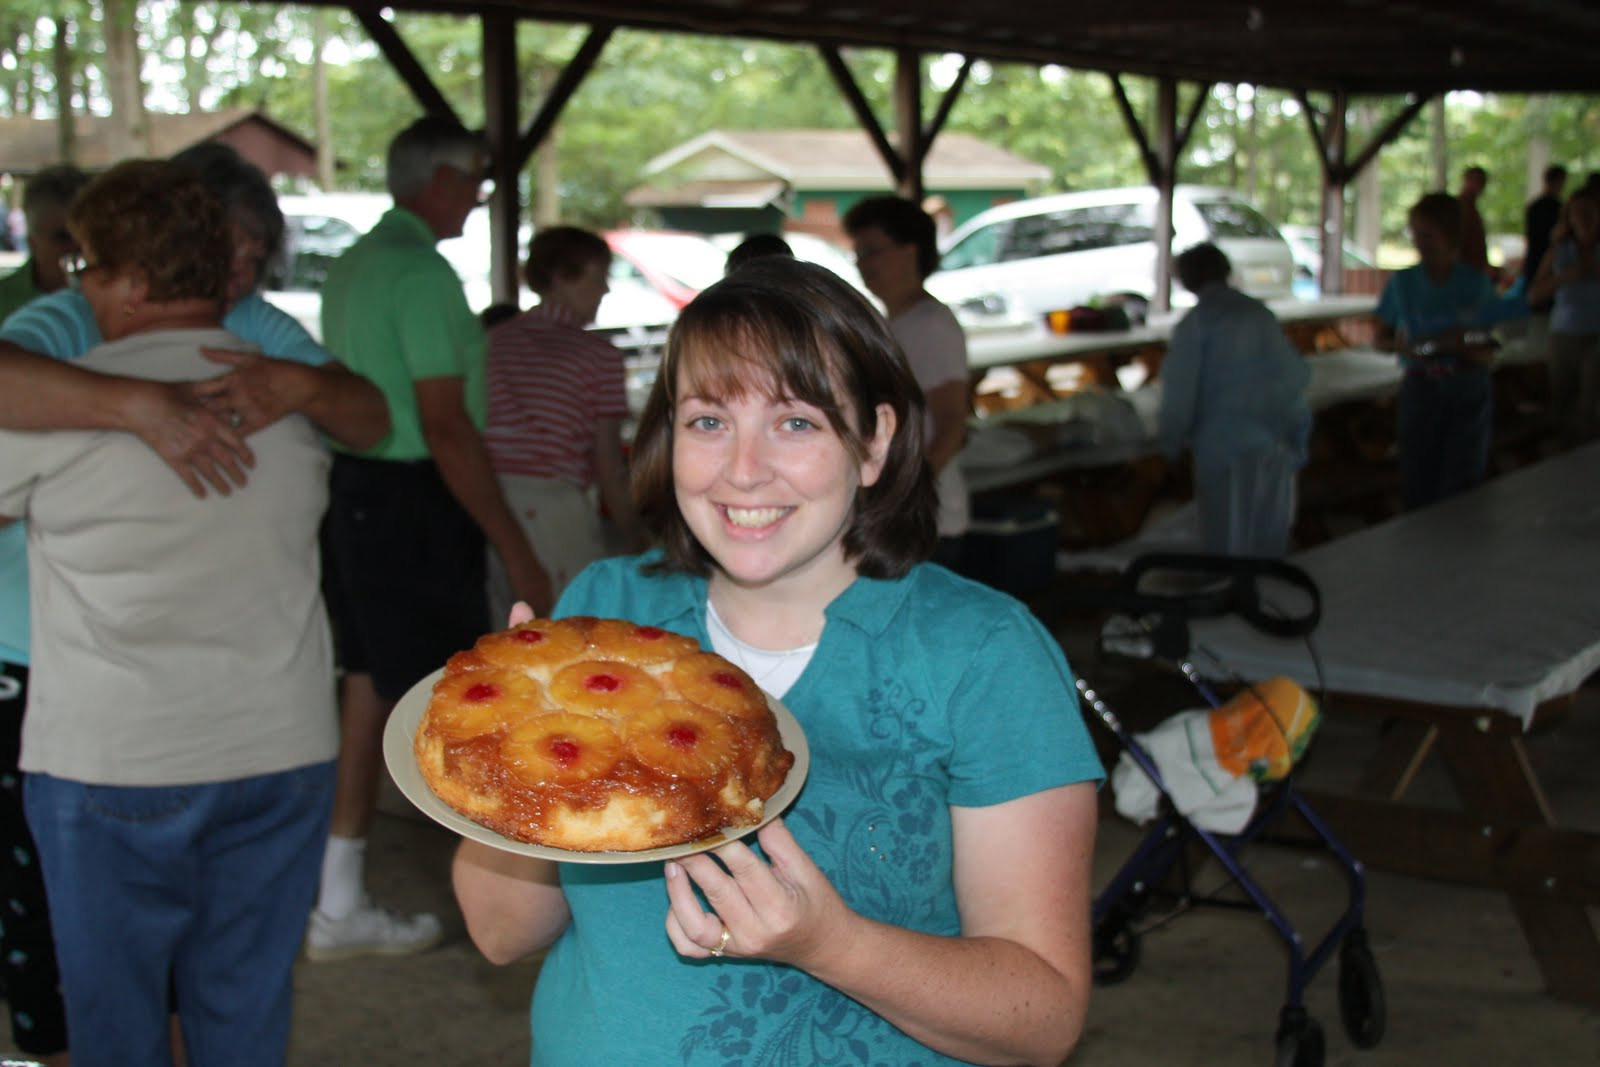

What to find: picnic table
left=1184, top=443, right=1600, bottom=1008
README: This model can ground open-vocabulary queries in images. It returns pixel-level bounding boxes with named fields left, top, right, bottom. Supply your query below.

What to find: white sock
left=318, top=835, right=367, bottom=920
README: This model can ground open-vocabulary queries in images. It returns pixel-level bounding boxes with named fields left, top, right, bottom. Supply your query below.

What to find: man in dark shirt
left=1522, top=164, right=1567, bottom=312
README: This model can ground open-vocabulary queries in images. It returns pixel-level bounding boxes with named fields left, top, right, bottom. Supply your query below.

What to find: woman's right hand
left=663, top=818, right=855, bottom=972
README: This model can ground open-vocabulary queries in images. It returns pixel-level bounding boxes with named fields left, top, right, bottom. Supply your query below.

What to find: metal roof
left=322, top=0, right=1600, bottom=95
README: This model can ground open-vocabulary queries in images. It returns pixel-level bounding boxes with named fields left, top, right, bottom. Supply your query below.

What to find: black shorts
left=322, top=454, right=488, bottom=702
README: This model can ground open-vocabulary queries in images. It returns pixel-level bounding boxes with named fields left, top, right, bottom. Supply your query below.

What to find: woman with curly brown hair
left=0, top=159, right=341, bottom=1067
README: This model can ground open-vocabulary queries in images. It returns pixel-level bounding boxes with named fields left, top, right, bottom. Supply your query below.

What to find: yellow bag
left=1208, top=677, right=1320, bottom=782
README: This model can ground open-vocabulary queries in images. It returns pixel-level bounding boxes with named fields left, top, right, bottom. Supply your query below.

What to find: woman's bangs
left=672, top=316, right=833, bottom=411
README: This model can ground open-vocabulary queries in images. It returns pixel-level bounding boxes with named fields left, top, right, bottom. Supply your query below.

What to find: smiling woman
left=451, top=257, right=1105, bottom=1067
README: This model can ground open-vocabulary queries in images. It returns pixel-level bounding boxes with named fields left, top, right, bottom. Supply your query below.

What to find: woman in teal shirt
left=453, top=259, right=1103, bottom=1066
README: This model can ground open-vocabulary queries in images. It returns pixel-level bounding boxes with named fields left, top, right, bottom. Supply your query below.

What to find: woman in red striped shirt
left=483, top=227, right=646, bottom=621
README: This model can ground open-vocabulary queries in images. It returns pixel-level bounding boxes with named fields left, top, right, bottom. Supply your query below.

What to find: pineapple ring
left=549, top=660, right=663, bottom=718
left=585, top=619, right=702, bottom=666
left=625, top=701, right=737, bottom=779
left=472, top=618, right=589, bottom=672
left=501, top=712, right=624, bottom=786
left=424, top=668, right=545, bottom=739
left=669, top=653, right=771, bottom=720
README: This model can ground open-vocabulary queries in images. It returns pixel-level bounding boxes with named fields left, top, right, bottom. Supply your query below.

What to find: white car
left=262, top=194, right=677, bottom=357
left=1279, top=224, right=1381, bottom=299
left=926, top=185, right=1296, bottom=359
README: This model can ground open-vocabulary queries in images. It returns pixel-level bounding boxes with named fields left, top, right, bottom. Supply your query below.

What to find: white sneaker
left=304, top=898, right=443, bottom=962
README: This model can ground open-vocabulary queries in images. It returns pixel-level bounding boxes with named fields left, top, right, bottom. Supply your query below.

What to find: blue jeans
left=24, top=762, right=335, bottom=1067
left=1397, top=366, right=1492, bottom=510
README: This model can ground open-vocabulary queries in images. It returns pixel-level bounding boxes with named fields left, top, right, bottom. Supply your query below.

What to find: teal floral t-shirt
left=530, top=554, right=1103, bottom=1066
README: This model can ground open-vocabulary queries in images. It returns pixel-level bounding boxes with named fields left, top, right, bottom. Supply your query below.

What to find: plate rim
left=382, top=666, right=810, bottom=865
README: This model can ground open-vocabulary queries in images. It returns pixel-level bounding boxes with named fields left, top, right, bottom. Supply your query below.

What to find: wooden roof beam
left=351, top=3, right=459, bottom=124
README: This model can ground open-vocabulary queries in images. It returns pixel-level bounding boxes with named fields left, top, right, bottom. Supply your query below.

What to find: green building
left=625, top=128, right=1049, bottom=245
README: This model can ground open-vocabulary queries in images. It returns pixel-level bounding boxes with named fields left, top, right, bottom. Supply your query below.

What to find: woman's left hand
left=664, top=818, right=852, bottom=970
left=192, top=348, right=304, bottom=435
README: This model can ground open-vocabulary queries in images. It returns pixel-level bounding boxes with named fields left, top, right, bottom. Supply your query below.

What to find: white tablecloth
left=1188, top=443, right=1600, bottom=727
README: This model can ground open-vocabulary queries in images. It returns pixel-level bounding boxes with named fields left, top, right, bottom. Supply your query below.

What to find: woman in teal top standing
left=1375, top=192, right=1501, bottom=509
left=452, top=258, right=1103, bottom=1066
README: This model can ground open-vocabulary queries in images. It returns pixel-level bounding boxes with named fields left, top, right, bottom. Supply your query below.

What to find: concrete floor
left=5, top=648, right=1598, bottom=1066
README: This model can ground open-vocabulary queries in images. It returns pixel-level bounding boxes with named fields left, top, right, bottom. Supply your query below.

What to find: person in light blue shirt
left=452, top=259, right=1103, bottom=1067
left=1527, top=186, right=1600, bottom=446
left=1375, top=193, right=1500, bottom=509
left=1160, top=242, right=1312, bottom=557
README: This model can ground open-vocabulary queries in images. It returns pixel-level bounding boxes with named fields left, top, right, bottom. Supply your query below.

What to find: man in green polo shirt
left=0, top=166, right=87, bottom=322
left=311, top=116, right=552, bottom=960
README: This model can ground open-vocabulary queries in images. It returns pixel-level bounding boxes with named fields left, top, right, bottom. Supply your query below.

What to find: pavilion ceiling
left=318, top=0, right=1600, bottom=95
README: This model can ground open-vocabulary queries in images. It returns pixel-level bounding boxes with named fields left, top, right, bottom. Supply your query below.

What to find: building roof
left=0, top=108, right=318, bottom=177
left=639, top=129, right=1051, bottom=193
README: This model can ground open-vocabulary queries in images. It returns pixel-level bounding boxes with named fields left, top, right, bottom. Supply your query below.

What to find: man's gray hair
left=386, top=116, right=486, bottom=200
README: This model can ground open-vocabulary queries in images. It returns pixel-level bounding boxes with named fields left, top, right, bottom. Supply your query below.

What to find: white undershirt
left=704, top=599, right=818, bottom=700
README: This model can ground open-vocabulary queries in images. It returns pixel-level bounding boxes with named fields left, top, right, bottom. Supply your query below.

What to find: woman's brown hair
left=631, top=257, right=938, bottom=579
left=67, top=159, right=230, bottom=305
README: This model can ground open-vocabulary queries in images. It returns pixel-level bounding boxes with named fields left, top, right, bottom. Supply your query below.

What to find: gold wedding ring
left=709, top=923, right=732, bottom=958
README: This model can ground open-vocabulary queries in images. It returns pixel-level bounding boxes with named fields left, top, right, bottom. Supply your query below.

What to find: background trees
left=2, top=2, right=1597, bottom=253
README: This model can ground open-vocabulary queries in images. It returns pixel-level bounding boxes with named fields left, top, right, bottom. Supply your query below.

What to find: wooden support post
left=352, top=3, right=457, bottom=123
left=481, top=11, right=520, bottom=306
left=515, top=26, right=613, bottom=168
left=923, top=56, right=971, bottom=147
left=894, top=48, right=924, bottom=203
left=1323, top=90, right=1348, bottom=297
left=1152, top=77, right=1178, bottom=315
left=819, top=46, right=904, bottom=188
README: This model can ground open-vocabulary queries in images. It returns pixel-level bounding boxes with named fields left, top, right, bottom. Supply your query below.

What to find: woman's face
left=226, top=215, right=268, bottom=306
left=1407, top=214, right=1456, bottom=269
left=672, top=364, right=892, bottom=599
left=851, top=224, right=921, bottom=305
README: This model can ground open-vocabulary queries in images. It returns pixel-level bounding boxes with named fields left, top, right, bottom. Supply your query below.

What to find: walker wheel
left=1274, top=1007, right=1325, bottom=1067
left=1091, top=913, right=1141, bottom=986
left=1338, top=930, right=1387, bottom=1048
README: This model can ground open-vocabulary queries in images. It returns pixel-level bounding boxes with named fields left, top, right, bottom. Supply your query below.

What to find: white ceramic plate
left=382, top=667, right=810, bottom=865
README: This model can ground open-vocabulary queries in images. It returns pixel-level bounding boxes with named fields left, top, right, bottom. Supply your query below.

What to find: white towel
left=1111, top=708, right=1260, bottom=833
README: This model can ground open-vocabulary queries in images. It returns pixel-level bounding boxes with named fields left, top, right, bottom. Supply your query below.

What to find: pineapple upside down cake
left=413, top=617, right=796, bottom=852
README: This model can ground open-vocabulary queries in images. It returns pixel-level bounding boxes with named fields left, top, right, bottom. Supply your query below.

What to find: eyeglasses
left=59, top=252, right=101, bottom=288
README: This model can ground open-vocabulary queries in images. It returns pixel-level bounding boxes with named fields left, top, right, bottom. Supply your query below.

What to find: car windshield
left=620, top=232, right=727, bottom=292
left=1002, top=203, right=1154, bottom=261
left=1195, top=199, right=1282, bottom=240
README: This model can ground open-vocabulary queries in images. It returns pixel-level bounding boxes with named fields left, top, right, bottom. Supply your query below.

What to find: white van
left=926, top=185, right=1295, bottom=356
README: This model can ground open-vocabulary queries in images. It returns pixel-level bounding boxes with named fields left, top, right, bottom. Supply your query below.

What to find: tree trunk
left=529, top=65, right=561, bottom=227
left=312, top=8, right=335, bottom=189
left=102, top=0, right=149, bottom=159
left=52, top=16, right=74, bottom=162
left=1429, top=96, right=1448, bottom=191
left=1524, top=96, right=1552, bottom=200
left=1242, top=86, right=1259, bottom=201
left=535, top=137, right=559, bottom=226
